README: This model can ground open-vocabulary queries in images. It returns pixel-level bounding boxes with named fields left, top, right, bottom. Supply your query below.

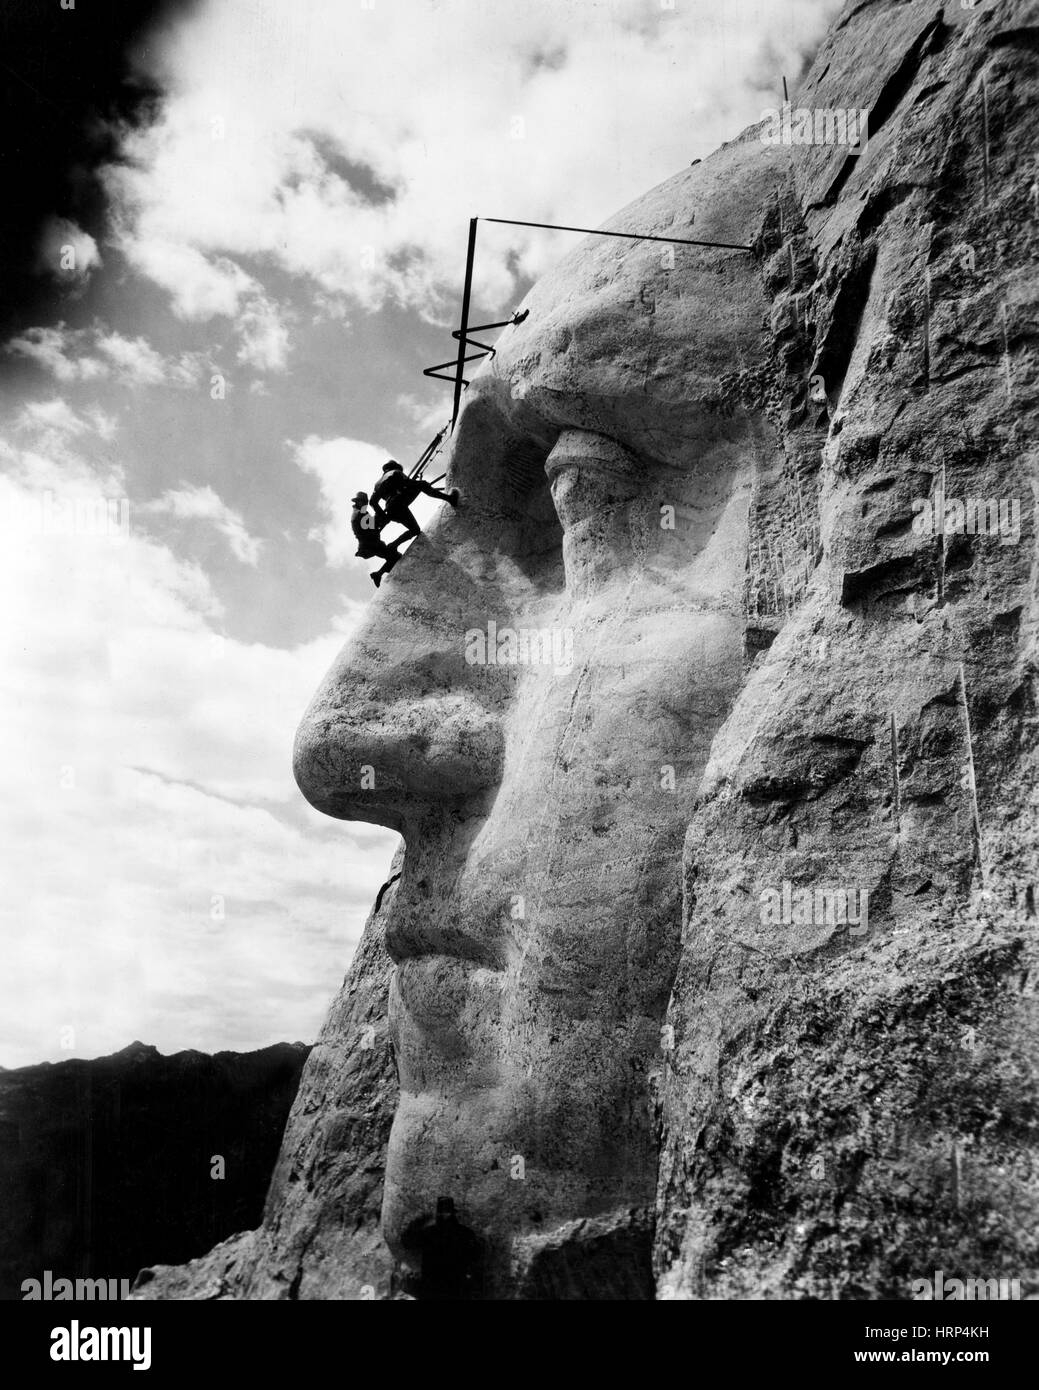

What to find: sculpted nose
left=292, top=533, right=506, bottom=837
left=293, top=387, right=565, bottom=835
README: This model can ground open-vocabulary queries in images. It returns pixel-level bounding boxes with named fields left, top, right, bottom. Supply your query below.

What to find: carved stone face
left=294, top=131, right=785, bottom=1292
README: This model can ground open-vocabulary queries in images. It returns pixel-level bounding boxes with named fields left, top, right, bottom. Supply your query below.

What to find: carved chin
left=380, top=1089, right=516, bottom=1259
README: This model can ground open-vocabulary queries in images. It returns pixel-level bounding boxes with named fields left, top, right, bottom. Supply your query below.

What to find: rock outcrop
left=655, top=0, right=1039, bottom=1300
left=136, top=0, right=1038, bottom=1299
left=0, top=1041, right=309, bottom=1301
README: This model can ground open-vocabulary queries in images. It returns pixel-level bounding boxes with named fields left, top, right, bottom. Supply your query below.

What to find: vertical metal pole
left=452, top=218, right=479, bottom=430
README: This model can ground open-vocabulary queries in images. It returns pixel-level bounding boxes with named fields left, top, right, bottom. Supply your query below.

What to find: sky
left=0, top=0, right=842, bottom=1069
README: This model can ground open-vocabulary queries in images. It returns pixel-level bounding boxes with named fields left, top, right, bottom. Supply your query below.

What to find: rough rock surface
left=136, top=0, right=1038, bottom=1299
left=293, top=133, right=788, bottom=1298
left=655, top=0, right=1039, bottom=1300
left=0, top=1041, right=309, bottom=1301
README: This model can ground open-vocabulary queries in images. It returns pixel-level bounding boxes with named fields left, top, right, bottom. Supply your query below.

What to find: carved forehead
left=471, top=127, right=788, bottom=454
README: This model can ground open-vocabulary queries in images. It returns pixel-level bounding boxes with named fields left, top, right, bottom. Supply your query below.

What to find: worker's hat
left=351, top=491, right=368, bottom=505
left=382, top=460, right=403, bottom=472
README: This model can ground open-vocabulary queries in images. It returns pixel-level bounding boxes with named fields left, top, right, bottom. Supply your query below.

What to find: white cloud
left=236, top=295, right=291, bottom=372
left=10, top=401, right=120, bottom=472
left=143, top=483, right=263, bottom=565
left=7, top=326, right=108, bottom=383
left=85, top=405, right=119, bottom=441
left=293, top=434, right=390, bottom=566
left=16, top=398, right=92, bottom=436
left=105, top=0, right=841, bottom=324
left=5, top=323, right=205, bottom=389
left=36, top=216, right=103, bottom=288
left=0, top=426, right=393, bottom=1068
left=94, top=331, right=168, bottom=385
left=118, top=236, right=257, bottom=321
left=397, top=390, right=453, bottom=437
left=0, top=413, right=126, bottom=494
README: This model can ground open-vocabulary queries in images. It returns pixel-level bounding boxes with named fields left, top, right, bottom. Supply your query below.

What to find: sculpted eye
left=441, top=390, right=561, bottom=570
left=545, top=430, right=642, bottom=529
left=540, top=431, right=653, bottom=596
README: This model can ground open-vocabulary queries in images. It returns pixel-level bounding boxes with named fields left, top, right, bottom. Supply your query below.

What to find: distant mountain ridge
left=0, top=1040, right=310, bottom=1301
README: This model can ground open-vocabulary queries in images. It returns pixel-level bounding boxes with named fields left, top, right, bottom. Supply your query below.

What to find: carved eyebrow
left=544, top=430, right=638, bottom=483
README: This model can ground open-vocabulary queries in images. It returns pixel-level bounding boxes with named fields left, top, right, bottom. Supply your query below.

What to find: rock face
left=0, top=1041, right=309, bottom=1301
left=137, top=0, right=1038, bottom=1299
left=655, top=0, right=1039, bottom=1300
left=291, top=134, right=788, bottom=1299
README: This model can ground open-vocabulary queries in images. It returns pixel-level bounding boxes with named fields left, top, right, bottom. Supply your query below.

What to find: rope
left=408, top=422, right=452, bottom=480
left=481, top=216, right=753, bottom=252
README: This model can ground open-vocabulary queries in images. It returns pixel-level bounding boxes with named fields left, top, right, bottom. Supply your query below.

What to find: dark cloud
left=298, top=129, right=400, bottom=207
left=523, top=44, right=568, bottom=77
left=0, top=0, right=202, bottom=334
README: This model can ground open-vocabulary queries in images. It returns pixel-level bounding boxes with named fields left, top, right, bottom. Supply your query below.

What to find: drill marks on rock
left=747, top=187, right=827, bottom=655
left=501, top=434, right=552, bottom=497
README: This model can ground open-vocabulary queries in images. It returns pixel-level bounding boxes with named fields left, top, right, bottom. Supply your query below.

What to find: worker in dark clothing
left=401, top=1196, right=483, bottom=1300
left=351, top=491, right=400, bottom=588
left=371, top=460, right=459, bottom=547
